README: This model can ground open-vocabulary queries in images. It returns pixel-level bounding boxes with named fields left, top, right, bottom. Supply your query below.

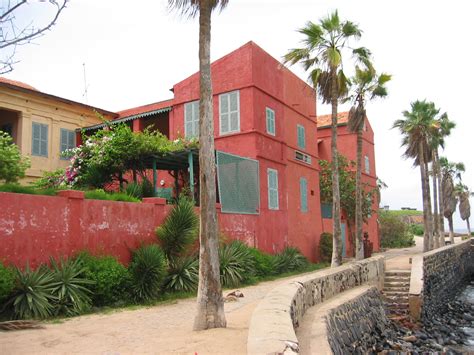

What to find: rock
left=449, top=319, right=457, bottom=326
left=463, top=313, right=474, bottom=321
left=402, top=335, right=417, bottom=342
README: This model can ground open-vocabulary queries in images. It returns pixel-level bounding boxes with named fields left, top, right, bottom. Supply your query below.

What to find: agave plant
left=219, top=241, right=255, bottom=287
left=162, top=256, right=199, bottom=293
left=50, top=258, right=94, bottom=316
left=129, top=244, right=167, bottom=302
left=10, top=265, right=56, bottom=319
left=156, top=196, right=199, bottom=259
left=273, top=247, right=309, bottom=274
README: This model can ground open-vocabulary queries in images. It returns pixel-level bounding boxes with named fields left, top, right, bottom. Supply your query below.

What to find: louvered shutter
left=300, top=177, right=308, bottom=212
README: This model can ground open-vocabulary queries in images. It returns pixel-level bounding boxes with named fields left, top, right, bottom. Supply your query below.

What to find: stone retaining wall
left=247, top=255, right=384, bottom=354
left=409, top=239, right=474, bottom=321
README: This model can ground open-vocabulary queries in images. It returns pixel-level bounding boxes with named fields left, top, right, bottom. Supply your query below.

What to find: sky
left=4, top=0, right=473, bottom=230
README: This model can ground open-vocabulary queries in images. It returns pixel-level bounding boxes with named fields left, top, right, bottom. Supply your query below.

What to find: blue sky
left=4, top=0, right=473, bottom=230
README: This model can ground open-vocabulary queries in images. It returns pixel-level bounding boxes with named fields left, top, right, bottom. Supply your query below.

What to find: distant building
left=0, top=77, right=116, bottom=183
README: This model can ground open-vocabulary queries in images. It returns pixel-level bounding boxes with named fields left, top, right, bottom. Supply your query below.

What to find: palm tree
left=440, top=157, right=464, bottom=244
left=284, top=11, right=370, bottom=267
left=393, top=100, right=439, bottom=252
left=346, top=66, right=390, bottom=259
left=429, top=114, right=455, bottom=247
left=168, top=0, right=229, bottom=331
left=456, top=184, right=472, bottom=236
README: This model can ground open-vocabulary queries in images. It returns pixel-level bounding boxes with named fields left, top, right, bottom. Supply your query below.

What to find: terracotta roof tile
left=317, top=112, right=349, bottom=127
left=0, top=77, right=38, bottom=91
left=117, top=99, right=173, bottom=119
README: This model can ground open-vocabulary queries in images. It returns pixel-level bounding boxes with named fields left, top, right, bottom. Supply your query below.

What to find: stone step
left=384, top=276, right=410, bottom=283
left=384, top=281, right=410, bottom=288
left=385, top=270, right=411, bottom=276
left=387, top=303, right=409, bottom=309
left=384, top=291, right=409, bottom=298
left=384, top=284, right=410, bottom=290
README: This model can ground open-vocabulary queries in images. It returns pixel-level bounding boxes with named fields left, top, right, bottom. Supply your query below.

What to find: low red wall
left=0, top=191, right=173, bottom=268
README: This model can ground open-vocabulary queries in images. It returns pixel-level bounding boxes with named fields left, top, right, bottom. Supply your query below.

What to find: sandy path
left=0, top=274, right=301, bottom=355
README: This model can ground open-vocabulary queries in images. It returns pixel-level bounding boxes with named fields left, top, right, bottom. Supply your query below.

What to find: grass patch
left=383, top=209, right=423, bottom=216
left=0, top=183, right=57, bottom=196
left=84, top=190, right=140, bottom=203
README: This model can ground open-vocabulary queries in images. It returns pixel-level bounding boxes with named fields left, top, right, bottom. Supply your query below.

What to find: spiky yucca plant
left=50, top=258, right=94, bottom=316
left=129, top=245, right=167, bottom=302
left=10, top=266, right=56, bottom=319
left=156, top=196, right=199, bottom=259
left=162, top=256, right=199, bottom=293
left=219, top=241, right=255, bottom=287
left=273, top=247, right=308, bottom=274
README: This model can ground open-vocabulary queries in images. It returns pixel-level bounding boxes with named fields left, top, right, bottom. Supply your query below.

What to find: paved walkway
left=1, top=237, right=463, bottom=354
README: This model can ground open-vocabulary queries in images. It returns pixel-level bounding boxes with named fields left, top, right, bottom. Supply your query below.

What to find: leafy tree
left=319, top=154, right=375, bottom=249
left=393, top=100, right=440, bottom=251
left=345, top=66, right=390, bottom=259
left=0, top=130, right=30, bottom=183
left=440, top=157, right=464, bottom=243
left=284, top=11, right=371, bottom=267
left=168, top=0, right=229, bottom=330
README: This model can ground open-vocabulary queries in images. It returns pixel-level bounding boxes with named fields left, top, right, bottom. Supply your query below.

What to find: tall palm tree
left=168, top=0, right=229, bottom=331
left=429, top=113, right=455, bottom=247
left=440, top=157, right=464, bottom=244
left=393, top=100, right=439, bottom=252
left=346, top=66, right=390, bottom=259
left=284, top=11, right=370, bottom=267
left=456, top=184, right=472, bottom=236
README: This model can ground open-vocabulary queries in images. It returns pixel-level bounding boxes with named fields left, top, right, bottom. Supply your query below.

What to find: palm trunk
left=424, top=160, right=434, bottom=250
left=419, top=144, right=433, bottom=252
left=193, top=0, right=226, bottom=331
left=431, top=161, right=439, bottom=249
left=448, top=215, right=455, bottom=244
left=435, top=150, right=445, bottom=245
left=355, top=128, right=364, bottom=260
left=467, top=219, right=471, bottom=236
left=330, top=68, right=342, bottom=267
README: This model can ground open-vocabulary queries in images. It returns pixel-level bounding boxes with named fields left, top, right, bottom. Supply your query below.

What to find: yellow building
left=0, top=77, right=117, bottom=183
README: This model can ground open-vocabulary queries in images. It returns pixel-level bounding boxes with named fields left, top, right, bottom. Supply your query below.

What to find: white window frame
left=184, top=100, right=199, bottom=138
left=267, top=168, right=279, bottom=210
left=219, top=90, right=240, bottom=135
left=266, top=107, right=275, bottom=136
left=364, top=155, right=370, bottom=174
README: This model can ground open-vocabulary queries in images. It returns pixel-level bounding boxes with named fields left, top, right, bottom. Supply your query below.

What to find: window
left=60, top=129, right=76, bottom=159
left=295, top=150, right=311, bottom=165
left=32, top=122, right=48, bottom=157
left=297, top=124, right=305, bottom=149
left=266, top=107, right=275, bottom=136
left=267, top=168, right=279, bottom=210
left=364, top=155, right=370, bottom=174
left=184, top=101, right=199, bottom=138
left=321, top=203, right=332, bottom=219
left=219, top=91, right=240, bottom=135
left=300, top=177, right=308, bottom=212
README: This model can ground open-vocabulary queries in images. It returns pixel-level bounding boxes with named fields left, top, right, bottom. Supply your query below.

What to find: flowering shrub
left=55, top=124, right=198, bottom=189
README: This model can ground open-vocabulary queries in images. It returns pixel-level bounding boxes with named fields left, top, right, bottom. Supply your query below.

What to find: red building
left=83, top=41, right=380, bottom=261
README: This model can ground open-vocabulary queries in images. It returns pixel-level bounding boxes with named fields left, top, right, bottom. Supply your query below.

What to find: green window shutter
left=60, top=129, right=68, bottom=153
left=297, top=125, right=305, bottom=149
left=192, top=101, right=199, bottom=138
left=267, top=168, right=279, bottom=210
left=300, top=177, right=308, bottom=212
left=364, top=155, right=370, bottom=174
left=321, top=203, right=332, bottom=219
left=32, top=122, right=40, bottom=156
left=69, top=130, right=76, bottom=148
left=40, top=124, right=48, bottom=157
left=266, top=108, right=275, bottom=135
left=220, top=91, right=240, bottom=135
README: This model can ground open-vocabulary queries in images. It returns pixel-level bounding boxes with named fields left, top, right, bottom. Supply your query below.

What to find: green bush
left=84, top=189, right=140, bottom=203
left=125, top=182, right=142, bottom=199
left=162, top=256, right=198, bottom=293
left=273, top=247, right=308, bottom=274
left=408, top=224, right=424, bottom=236
left=248, top=248, right=275, bottom=277
left=9, top=266, right=56, bottom=319
left=50, top=258, right=94, bottom=316
left=319, top=233, right=333, bottom=263
left=379, top=211, right=415, bottom=248
left=219, top=241, right=255, bottom=287
left=33, top=169, right=65, bottom=189
left=0, top=262, right=15, bottom=304
left=76, top=252, right=129, bottom=306
left=156, top=196, right=199, bottom=259
left=0, top=131, right=30, bottom=183
left=0, top=183, right=57, bottom=196
left=129, top=245, right=167, bottom=302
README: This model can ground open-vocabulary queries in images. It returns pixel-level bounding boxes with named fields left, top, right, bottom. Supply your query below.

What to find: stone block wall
left=421, top=239, right=474, bottom=320
left=326, top=287, right=389, bottom=354
left=247, top=255, right=384, bottom=354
